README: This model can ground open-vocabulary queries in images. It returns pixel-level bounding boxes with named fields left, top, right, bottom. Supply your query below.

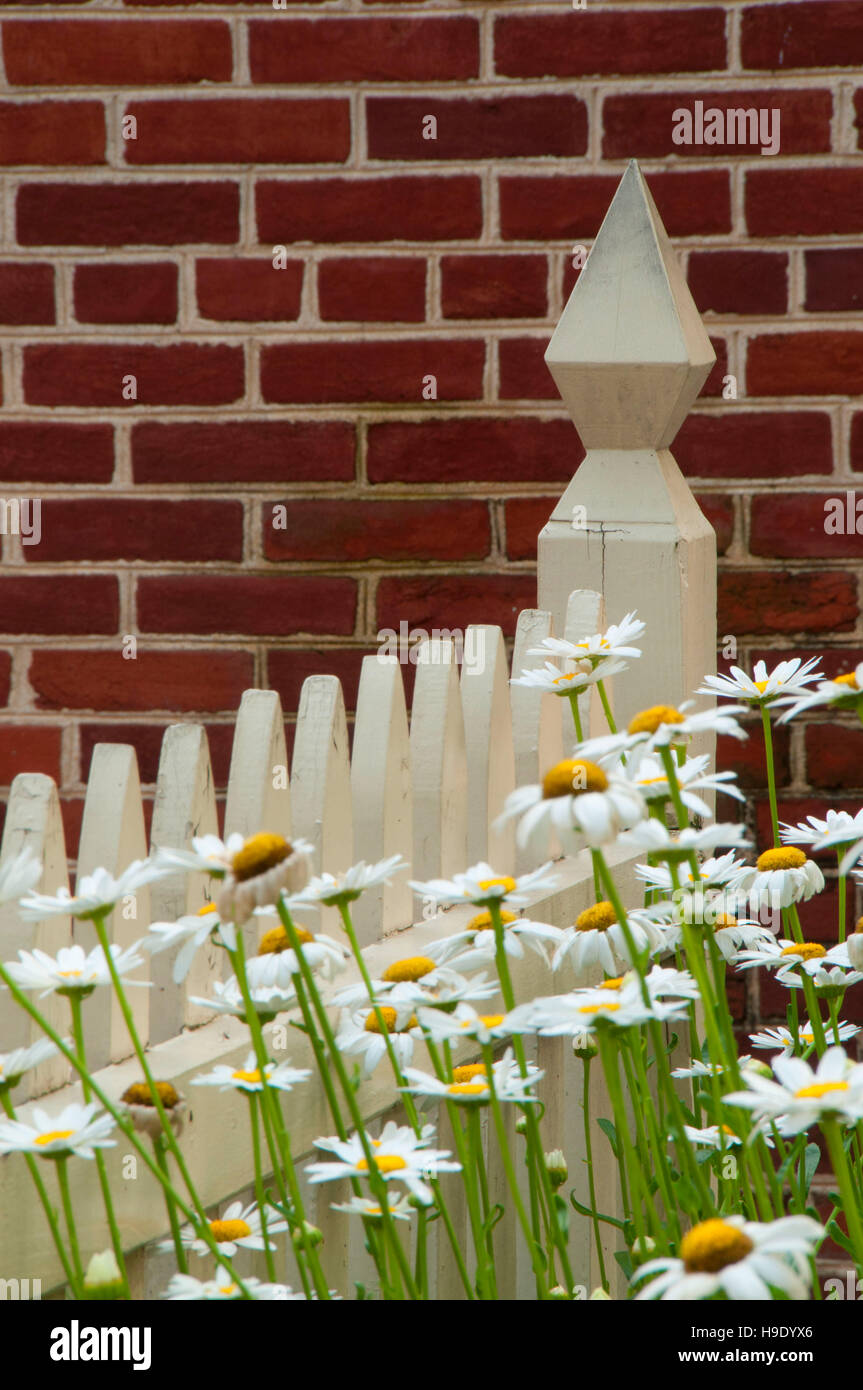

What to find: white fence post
left=538, top=158, right=717, bottom=727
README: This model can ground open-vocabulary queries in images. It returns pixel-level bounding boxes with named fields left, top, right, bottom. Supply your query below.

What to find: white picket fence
left=0, top=159, right=718, bottom=1299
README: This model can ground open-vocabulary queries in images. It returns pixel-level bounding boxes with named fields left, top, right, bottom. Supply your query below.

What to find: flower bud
left=515, top=1115, right=529, bottom=1135
left=291, top=1221, right=323, bottom=1250
left=548, top=1284, right=571, bottom=1299
left=630, top=1235, right=656, bottom=1266
left=590, top=1286, right=612, bottom=1300
left=83, top=1250, right=125, bottom=1299
left=544, top=1149, right=568, bottom=1189
left=847, top=930, right=863, bottom=972
left=573, top=1032, right=598, bottom=1061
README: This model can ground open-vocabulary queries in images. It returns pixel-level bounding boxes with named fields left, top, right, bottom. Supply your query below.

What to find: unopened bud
left=630, top=1235, right=656, bottom=1266
left=515, top=1115, right=529, bottom=1135
left=573, top=1032, right=598, bottom=1061
left=590, top=1286, right=612, bottom=1300
left=291, top=1221, right=323, bottom=1250
left=548, top=1284, right=571, bottom=1299
left=83, top=1250, right=125, bottom=1299
left=544, top=1148, right=568, bottom=1189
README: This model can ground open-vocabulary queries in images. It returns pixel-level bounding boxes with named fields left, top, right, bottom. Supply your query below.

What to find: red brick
left=377, top=573, right=537, bottom=639
left=747, top=333, right=863, bottom=396
left=850, top=415, right=863, bottom=473
left=31, top=650, right=254, bottom=714
left=26, top=499, right=242, bottom=564
left=132, top=420, right=354, bottom=484
left=0, top=263, right=54, bottom=325
left=806, top=724, right=863, bottom=791
left=73, top=262, right=177, bottom=325
left=0, top=727, right=62, bottom=785
left=602, top=90, right=831, bottom=159
left=499, top=338, right=556, bottom=400
left=23, top=343, right=244, bottom=407
left=367, top=95, right=587, bottom=160
left=2, top=20, right=232, bottom=85
left=318, top=257, right=426, bottom=323
left=124, top=99, right=350, bottom=165
left=703, top=338, right=729, bottom=398
left=688, top=251, right=787, bottom=316
left=0, top=101, right=104, bottom=166
left=495, top=9, right=726, bottom=77
left=17, top=182, right=239, bottom=248
left=805, top=249, right=863, bottom=312
left=675, top=411, right=833, bottom=480
left=79, top=722, right=234, bottom=787
left=267, top=648, right=369, bottom=717
left=249, top=17, right=479, bottom=82
left=751, top=493, right=863, bottom=559
left=137, top=575, right=357, bottom=636
left=0, top=424, right=114, bottom=484
left=0, top=576, right=118, bottom=634
left=743, top=2, right=863, bottom=69
left=263, top=499, right=490, bottom=563
left=696, top=493, right=734, bottom=553
left=500, top=170, right=732, bottom=240
left=717, top=720, right=790, bottom=790
left=260, top=340, right=484, bottom=404
left=0, top=654, right=10, bottom=707
left=504, top=497, right=554, bottom=561
left=126, top=0, right=315, bottom=5
left=256, top=176, right=481, bottom=244
left=367, top=417, right=576, bottom=484
left=196, top=258, right=303, bottom=322
left=718, top=571, right=858, bottom=635
left=746, top=170, right=863, bottom=236
left=441, top=254, right=547, bottom=319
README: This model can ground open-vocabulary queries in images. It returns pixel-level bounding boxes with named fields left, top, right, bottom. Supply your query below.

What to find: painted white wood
left=0, top=773, right=71, bottom=1098
left=148, top=724, right=221, bottom=1043
left=350, top=656, right=413, bottom=945
left=460, top=625, right=515, bottom=872
left=291, top=675, right=353, bottom=937
left=409, top=638, right=468, bottom=912
left=75, top=744, right=151, bottom=1070
left=563, top=589, right=608, bottom=742
left=224, top=689, right=292, bottom=843
left=511, top=609, right=564, bottom=875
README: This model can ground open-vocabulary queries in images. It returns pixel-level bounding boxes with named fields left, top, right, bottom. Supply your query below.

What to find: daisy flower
left=160, top=1200, right=289, bottom=1258
left=163, top=1274, right=306, bottom=1301
left=551, top=900, right=661, bottom=975
left=399, top=1049, right=543, bottom=1107
left=724, top=1045, right=863, bottom=1135
left=496, top=760, right=645, bottom=856
left=622, top=820, right=750, bottom=861
left=4, top=942, right=149, bottom=998
left=734, top=937, right=850, bottom=984
left=778, top=663, right=863, bottom=723
left=331, top=963, right=499, bottom=1011
left=422, top=910, right=562, bottom=974
left=415, top=1001, right=512, bottom=1046
left=660, top=910, right=775, bottom=964
left=672, top=1057, right=756, bottom=1080
left=307, top=1120, right=461, bottom=1206
left=155, top=834, right=245, bottom=880
left=216, top=834, right=313, bottom=926
left=0, top=1101, right=115, bottom=1159
left=528, top=611, right=646, bottom=664
left=510, top=657, right=629, bottom=697
left=144, top=902, right=236, bottom=984
left=683, top=1123, right=744, bottom=1149
left=293, top=854, right=407, bottom=909
left=192, top=1051, right=312, bottom=1095
left=731, top=846, right=825, bottom=912
left=633, top=1215, right=823, bottom=1301
left=697, top=657, right=824, bottom=707
left=610, top=746, right=744, bottom=818
left=188, top=975, right=297, bottom=1020
left=408, top=861, right=557, bottom=912
left=0, top=1037, right=63, bottom=1093
left=19, top=860, right=169, bottom=923
left=247, top=922, right=349, bottom=987
left=120, top=1080, right=186, bottom=1140
left=330, top=1194, right=416, bottom=1223
left=0, top=846, right=42, bottom=904
left=577, top=700, right=748, bottom=762
left=635, top=849, right=752, bottom=898
left=780, top=809, right=863, bottom=854
left=335, top=1004, right=422, bottom=1078
left=749, top=1021, right=859, bottom=1055
left=507, top=967, right=695, bottom=1037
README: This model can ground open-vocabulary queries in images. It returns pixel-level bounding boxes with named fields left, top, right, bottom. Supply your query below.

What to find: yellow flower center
left=209, top=1218, right=252, bottom=1242
left=552, top=673, right=582, bottom=686
left=854, top=915, right=863, bottom=935
left=447, top=1082, right=488, bottom=1096
left=452, top=1063, right=487, bottom=1083
left=834, top=672, right=859, bottom=689
left=466, top=909, right=517, bottom=931
left=258, top=924, right=314, bottom=955
left=382, top=956, right=436, bottom=983
left=714, top=914, right=738, bottom=932
left=721, top=1125, right=736, bottom=1137
left=680, top=1219, right=754, bottom=1274
left=542, top=759, right=608, bottom=799
left=58, top=969, right=84, bottom=978
left=35, top=1129, right=74, bottom=1146
left=576, top=901, right=617, bottom=933
left=231, top=833, right=293, bottom=883
left=600, top=976, right=624, bottom=990
left=197, top=903, right=218, bottom=917
left=756, top=846, right=807, bottom=872
left=752, top=679, right=771, bottom=692
left=578, top=1002, right=620, bottom=1015
left=476, top=876, right=517, bottom=893
left=780, top=942, right=826, bottom=961
left=795, top=1080, right=849, bottom=1100
left=356, top=1154, right=408, bottom=1175
left=628, top=705, right=685, bottom=736
left=231, top=1068, right=263, bottom=1084
left=462, top=1014, right=504, bottom=1029
left=121, top=1080, right=180, bottom=1108
left=217, top=1283, right=238, bottom=1297
left=365, top=1006, right=398, bottom=1034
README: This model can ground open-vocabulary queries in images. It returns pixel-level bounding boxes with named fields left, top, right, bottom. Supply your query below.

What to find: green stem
left=249, top=1094, right=278, bottom=1282
left=153, top=1135, right=188, bottom=1275
left=822, top=1119, right=863, bottom=1275
left=481, top=1042, right=548, bottom=1297
left=760, top=703, right=781, bottom=847
left=596, top=680, right=617, bottom=734
left=567, top=689, right=584, bottom=744
left=580, top=1057, right=608, bottom=1291
left=0, top=1088, right=77, bottom=1292
left=55, top=1157, right=84, bottom=1295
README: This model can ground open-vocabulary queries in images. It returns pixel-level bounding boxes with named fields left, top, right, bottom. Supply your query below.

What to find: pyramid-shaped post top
left=545, top=160, right=715, bottom=450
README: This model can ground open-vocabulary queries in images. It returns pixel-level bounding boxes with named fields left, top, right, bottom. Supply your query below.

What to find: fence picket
left=511, top=608, right=564, bottom=873
left=409, top=639, right=467, bottom=912
left=224, top=689, right=292, bottom=844
left=460, top=625, right=515, bottom=873
left=563, top=589, right=607, bottom=742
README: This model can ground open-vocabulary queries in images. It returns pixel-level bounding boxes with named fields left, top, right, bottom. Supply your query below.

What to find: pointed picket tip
left=545, top=160, right=715, bottom=449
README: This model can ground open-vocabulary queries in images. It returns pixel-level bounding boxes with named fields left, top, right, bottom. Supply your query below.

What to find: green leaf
left=355, top=1282, right=368, bottom=1300
left=826, top=1217, right=855, bottom=1257
left=597, top=1117, right=619, bottom=1157
left=569, top=1190, right=627, bottom=1232
left=615, top=1249, right=634, bottom=1281
left=803, top=1142, right=821, bottom=1195
left=553, top=1193, right=570, bottom=1240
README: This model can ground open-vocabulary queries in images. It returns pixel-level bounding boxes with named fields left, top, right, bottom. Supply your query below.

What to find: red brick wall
left=1, top=0, right=862, bottom=992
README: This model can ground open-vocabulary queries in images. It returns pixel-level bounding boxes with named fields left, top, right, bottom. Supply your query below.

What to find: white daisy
left=163, top=1273, right=306, bottom=1301
left=0, top=1037, right=63, bottom=1092
left=633, top=1214, right=823, bottom=1300
left=247, top=923, right=349, bottom=987
left=734, top=937, right=850, bottom=983
left=552, top=900, right=661, bottom=975
left=577, top=701, right=748, bottom=762
left=422, top=910, right=562, bottom=974
left=0, top=847, right=42, bottom=904
left=724, top=1045, right=863, bottom=1135
left=610, top=746, right=744, bottom=818
left=778, top=664, right=863, bottom=723
left=331, top=964, right=498, bottom=1011
left=19, top=860, right=169, bottom=923
left=510, top=656, right=629, bottom=697
left=731, top=847, right=825, bottom=912
left=335, top=1004, right=422, bottom=1078
left=507, top=967, right=695, bottom=1037
left=4, top=942, right=149, bottom=998
left=399, top=1049, right=543, bottom=1107
left=188, top=976, right=297, bottom=1019
left=660, top=911, right=775, bottom=964
left=528, top=611, right=646, bottom=664
left=306, top=1120, right=461, bottom=1206
left=144, top=902, right=236, bottom=984
left=749, top=1021, right=859, bottom=1054
left=191, top=1051, right=312, bottom=1094
left=0, top=1101, right=115, bottom=1159
left=780, top=809, right=863, bottom=854
left=155, top=833, right=245, bottom=880
left=496, top=760, right=645, bottom=856
left=683, top=1124, right=744, bottom=1149
left=635, top=850, right=751, bottom=898
left=294, top=855, right=408, bottom=908
left=408, top=861, right=557, bottom=912
left=672, top=1058, right=754, bottom=1080
left=414, top=1002, right=512, bottom=1046
left=697, top=657, right=823, bottom=706
left=330, top=1194, right=416, bottom=1223
left=622, top=820, right=750, bottom=861
left=217, top=834, right=314, bottom=925
left=160, top=1200, right=289, bottom=1258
